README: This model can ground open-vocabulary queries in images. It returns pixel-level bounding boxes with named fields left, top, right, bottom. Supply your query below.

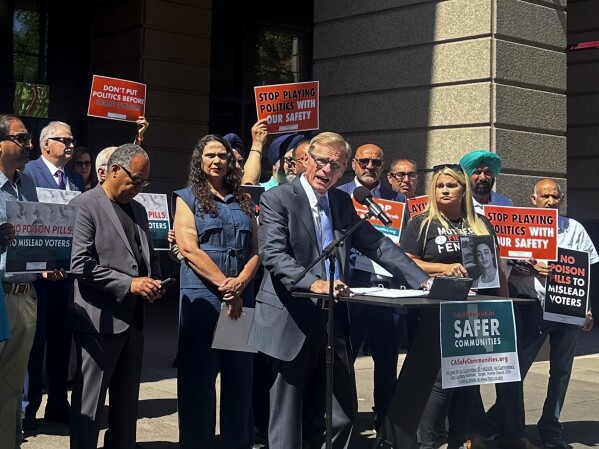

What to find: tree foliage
left=256, top=31, right=295, bottom=85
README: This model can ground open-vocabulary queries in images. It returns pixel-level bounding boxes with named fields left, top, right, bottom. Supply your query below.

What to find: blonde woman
left=400, top=164, right=508, bottom=449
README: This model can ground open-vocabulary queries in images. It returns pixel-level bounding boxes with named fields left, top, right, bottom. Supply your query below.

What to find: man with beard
left=260, top=133, right=305, bottom=190
left=459, top=150, right=538, bottom=449
left=459, top=150, right=512, bottom=214
left=337, top=143, right=408, bottom=433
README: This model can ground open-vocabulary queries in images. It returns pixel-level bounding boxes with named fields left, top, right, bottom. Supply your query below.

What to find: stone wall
left=313, top=0, right=567, bottom=208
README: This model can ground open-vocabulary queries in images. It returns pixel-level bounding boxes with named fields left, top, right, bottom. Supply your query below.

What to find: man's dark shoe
left=498, top=437, right=540, bottom=449
left=22, top=415, right=38, bottom=431
left=539, top=434, right=568, bottom=449
left=44, top=406, right=70, bottom=424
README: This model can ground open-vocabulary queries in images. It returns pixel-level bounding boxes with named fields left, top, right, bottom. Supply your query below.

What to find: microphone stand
left=290, top=213, right=373, bottom=449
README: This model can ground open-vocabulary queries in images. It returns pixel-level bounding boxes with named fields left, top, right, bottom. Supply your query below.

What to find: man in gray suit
left=248, top=132, right=430, bottom=449
left=68, top=143, right=163, bottom=449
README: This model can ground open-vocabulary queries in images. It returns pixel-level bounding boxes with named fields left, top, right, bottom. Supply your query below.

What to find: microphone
left=353, top=186, right=393, bottom=227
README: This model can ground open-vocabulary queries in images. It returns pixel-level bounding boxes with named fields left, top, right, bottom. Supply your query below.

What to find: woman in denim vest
left=173, top=134, right=260, bottom=449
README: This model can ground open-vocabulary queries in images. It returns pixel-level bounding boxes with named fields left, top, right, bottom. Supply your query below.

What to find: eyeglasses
left=1, top=133, right=32, bottom=146
left=388, top=171, right=418, bottom=181
left=283, top=157, right=294, bottom=164
left=74, top=161, right=92, bottom=168
left=48, top=137, right=77, bottom=147
left=117, top=164, right=150, bottom=187
left=432, top=164, right=463, bottom=173
left=308, top=152, right=346, bottom=172
left=355, top=158, right=383, bottom=168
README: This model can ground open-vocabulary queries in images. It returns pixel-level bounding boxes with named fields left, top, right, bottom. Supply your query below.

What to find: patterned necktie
left=318, top=195, right=339, bottom=280
left=56, top=169, right=66, bottom=190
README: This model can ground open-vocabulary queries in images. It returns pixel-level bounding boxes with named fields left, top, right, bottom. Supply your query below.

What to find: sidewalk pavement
left=21, top=295, right=599, bottom=449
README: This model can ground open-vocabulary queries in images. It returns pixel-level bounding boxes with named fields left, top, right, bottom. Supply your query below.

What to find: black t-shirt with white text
left=401, top=214, right=494, bottom=264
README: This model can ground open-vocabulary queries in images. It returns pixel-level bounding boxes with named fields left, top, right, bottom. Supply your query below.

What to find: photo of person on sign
left=461, top=235, right=500, bottom=289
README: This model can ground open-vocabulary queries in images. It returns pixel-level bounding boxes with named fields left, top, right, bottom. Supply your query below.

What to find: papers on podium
left=350, top=288, right=428, bottom=298
left=211, top=305, right=258, bottom=353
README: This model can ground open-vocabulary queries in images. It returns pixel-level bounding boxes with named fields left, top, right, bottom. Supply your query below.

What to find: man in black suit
left=68, top=143, right=163, bottom=449
left=23, top=120, right=84, bottom=428
left=338, top=143, right=409, bottom=432
left=248, top=132, right=430, bottom=449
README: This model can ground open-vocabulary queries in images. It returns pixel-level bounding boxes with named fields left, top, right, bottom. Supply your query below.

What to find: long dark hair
left=188, top=134, right=253, bottom=216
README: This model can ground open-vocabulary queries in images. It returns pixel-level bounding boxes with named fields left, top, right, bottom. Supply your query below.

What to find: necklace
left=441, top=213, right=464, bottom=231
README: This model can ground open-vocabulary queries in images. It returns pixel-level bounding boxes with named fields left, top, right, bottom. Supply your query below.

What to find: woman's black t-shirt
left=400, top=213, right=496, bottom=264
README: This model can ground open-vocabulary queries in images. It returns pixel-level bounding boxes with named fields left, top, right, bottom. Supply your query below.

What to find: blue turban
left=459, top=150, right=503, bottom=178
left=267, top=133, right=305, bottom=166
left=223, top=133, right=246, bottom=159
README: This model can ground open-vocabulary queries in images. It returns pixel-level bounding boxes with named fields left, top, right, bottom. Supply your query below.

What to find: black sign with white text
left=544, top=248, right=589, bottom=326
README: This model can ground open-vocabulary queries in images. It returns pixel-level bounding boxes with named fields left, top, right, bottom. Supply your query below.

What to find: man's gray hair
left=39, top=121, right=71, bottom=148
left=95, top=146, right=117, bottom=172
left=107, top=143, right=148, bottom=169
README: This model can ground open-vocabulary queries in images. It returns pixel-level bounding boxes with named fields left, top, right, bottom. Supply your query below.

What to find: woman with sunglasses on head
left=172, top=134, right=260, bottom=449
left=67, top=146, right=98, bottom=191
left=400, top=164, right=508, bottom=449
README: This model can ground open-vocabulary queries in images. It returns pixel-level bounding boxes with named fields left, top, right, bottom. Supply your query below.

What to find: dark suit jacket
left=337, top=180, right=410, bottom=305
left=248, top=176, right=428, bottom=362
left=68, top=185, right=161, bottom=334
left=24, top=157, right=84, bottom=192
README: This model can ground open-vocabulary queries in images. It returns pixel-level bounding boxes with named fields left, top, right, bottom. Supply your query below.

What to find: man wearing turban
left=223, top=132, right=246, bottom=171
left=460, top=151, right=540, bottom=449
left=459, top=149, right=513, bottom=214
left=260, top=133, right=305, bottom=190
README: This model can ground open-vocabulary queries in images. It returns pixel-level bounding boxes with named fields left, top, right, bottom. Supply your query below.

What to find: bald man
left=491, top=179, right=596, bottom=449
left=337, top=143, right=408, bottom=432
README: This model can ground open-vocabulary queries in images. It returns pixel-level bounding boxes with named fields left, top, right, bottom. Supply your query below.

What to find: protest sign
left=351, top=198, right=405, bottom=276
left=254, top=81, right=319, bottom=134
left=440, top=300, right=520, bottom=388
left=407, top=195, right=428, bottom=218
left=484, top=205, right=558, bottom=260
left=5, top=201, right=78, bottom=273
left=135, top=193, right=170, bottom=250
left=36, top=187, right=80, bottom=205
left=87, top=75, right=147, bottom=122
left=544, top=248, right=589, bottom=326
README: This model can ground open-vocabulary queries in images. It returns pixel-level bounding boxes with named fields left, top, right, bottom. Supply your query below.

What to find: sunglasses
left=117, top=164, right=150, bottom=187
left=48, top=136, right=77, bottom=147
left=432, top=164, right=463, bottom=173
left=355, top=158, right=383, bottom=168
left=1, top=133, right=32, bottom=146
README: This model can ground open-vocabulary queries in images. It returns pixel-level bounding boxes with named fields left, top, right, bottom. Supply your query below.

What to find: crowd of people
left=0, top=112, right=595, bottom=449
